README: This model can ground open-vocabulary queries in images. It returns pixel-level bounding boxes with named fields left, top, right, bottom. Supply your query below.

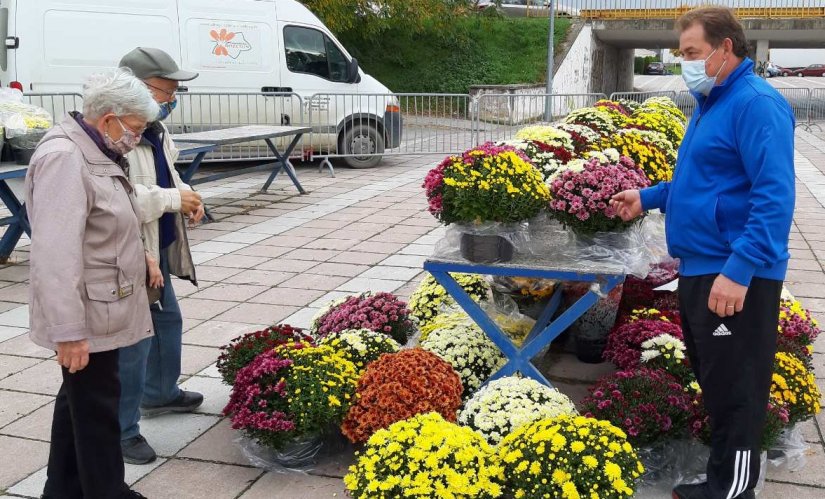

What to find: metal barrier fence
left=775, top=88, right=813, bottom=126
left=23, top=93, right=83, bottom=120
left=474, top=92, right=607, bottom=144
left=166, top=92, right=305, bottom=160
left=306, top=93, right=471, bottom=167
left=807, top=88, right=825, bottom=131
left=610, top=90, right=677, bottom=103
left=21, top=88, right=825, bottom=162
left=673, top=90, right=697, bottom=120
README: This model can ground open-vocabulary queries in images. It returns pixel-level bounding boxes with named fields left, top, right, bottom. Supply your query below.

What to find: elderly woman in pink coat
left=26, top=68, right=159, bottom=499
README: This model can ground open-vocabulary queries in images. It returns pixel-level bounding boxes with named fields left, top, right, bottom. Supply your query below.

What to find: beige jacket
left=25, top=116, right=153, bottom=353
left=126, top=121, right=196, bottom=285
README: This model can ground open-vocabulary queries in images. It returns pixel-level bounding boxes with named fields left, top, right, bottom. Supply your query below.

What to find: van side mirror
left=347, top=58, right=361, bottom=84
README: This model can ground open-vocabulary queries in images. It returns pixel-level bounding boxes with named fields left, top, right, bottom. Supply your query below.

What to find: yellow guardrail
left=525, top=4, right=825, bottom=20
left=579, top=7, right=825, bottom=19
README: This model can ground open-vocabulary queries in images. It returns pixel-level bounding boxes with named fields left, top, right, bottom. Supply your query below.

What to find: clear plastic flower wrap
left=635, top=441, right=682, bottom=490
left=636, top=440, right=767, bottom=497
left=0, top=92, right=53, bottom=148
left=480, top=292, right=537, bottom=347
left=525, top=215, right=666, bottom=280
left=416, top=298, right=535, bottom=350
left=236, top=434, right=324, bottom=471
left=430, top=215, right=668, bottom=288
left=234, top=431, right=351, bottom=473
left=767, top=423, right=809, bottom=473
left=432, top=222, right=532, bottom=264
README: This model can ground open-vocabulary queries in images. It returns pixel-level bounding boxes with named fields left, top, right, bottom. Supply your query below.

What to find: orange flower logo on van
left=209, top=28, right=252, bottom=59
left=210, top=29, right=234, bottom=56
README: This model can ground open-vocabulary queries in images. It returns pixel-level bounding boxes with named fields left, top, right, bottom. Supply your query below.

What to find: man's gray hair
left=82, top=68, right=159, bottom=121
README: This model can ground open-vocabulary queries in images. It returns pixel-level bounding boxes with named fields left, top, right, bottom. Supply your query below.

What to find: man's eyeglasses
left=144, top=82, right=178, bottom=98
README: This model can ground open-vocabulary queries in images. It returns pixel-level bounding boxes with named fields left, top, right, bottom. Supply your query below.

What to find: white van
left=0, top=0, right=401, bottom=168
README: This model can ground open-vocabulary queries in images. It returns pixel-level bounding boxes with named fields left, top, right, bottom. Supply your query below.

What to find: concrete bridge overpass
left=540, top=1, right=825, bottom=94
left=554, top=16, right=825, bottom=95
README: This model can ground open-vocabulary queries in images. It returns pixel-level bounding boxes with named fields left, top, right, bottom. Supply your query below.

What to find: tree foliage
left=301, top=0, right=470, bottom=37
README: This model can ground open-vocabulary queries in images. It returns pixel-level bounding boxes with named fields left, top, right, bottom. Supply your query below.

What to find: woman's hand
left=146, top=253, right=164, bottom=289
left=57, top=340, right=89, bottom=373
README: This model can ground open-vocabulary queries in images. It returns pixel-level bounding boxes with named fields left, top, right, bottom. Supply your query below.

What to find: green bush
left=337, top=16, right=571, bottom=94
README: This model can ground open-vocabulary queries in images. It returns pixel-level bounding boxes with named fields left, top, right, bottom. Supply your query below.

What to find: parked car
left=0, top=0, right=402, bottom=168
left=765, top=63, right=782, bottom=78
left=644, top=62, right=666, bottom=75
left=779, top=67, right=799, bottom=77
left=499, top=0, right=579, bottom=17
left=794, top=64, right=825, bottom=77
left=472, top=0, right=496, bottom=11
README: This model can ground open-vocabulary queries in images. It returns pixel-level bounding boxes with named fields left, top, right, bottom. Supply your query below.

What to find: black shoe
left=123, top=490, right=147, bottom=498
left=672, top=483, right=709, bottom=499
left=121, top=435, right=157, bottom=465
left=141, top=390, right=204, bottom=418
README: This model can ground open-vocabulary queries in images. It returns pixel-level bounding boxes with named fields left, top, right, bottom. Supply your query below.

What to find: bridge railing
left=524, top=1, right=825, bottom=20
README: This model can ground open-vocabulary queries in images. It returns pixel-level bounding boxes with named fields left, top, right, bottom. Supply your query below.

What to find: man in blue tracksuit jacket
left=611, top=7, right=795, bottom=499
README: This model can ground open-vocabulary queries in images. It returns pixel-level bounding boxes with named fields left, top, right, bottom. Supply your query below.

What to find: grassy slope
left=338, top=16, right=571, bottom=94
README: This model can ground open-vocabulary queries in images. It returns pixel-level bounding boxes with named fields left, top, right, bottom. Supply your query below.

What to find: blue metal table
left=170, top=125, right=310, bottom=193
left=423, top=255, right=625, bottom=387
left=175, top=141, right=218, bottom=183
left=0, top=163, right=30, bottom=263
left=0, top=142, right=220, bottom=261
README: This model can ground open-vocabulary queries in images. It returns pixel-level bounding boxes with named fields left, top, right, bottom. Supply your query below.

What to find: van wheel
left=341, top=124, right=384, bottom=169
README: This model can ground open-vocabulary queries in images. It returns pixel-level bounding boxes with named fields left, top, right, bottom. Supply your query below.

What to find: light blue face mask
left=681, top=49, right=726, bottom=96
left=156, top=99, right=177, bottom=121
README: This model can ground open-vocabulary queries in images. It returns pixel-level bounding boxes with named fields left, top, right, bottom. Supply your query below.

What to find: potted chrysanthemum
left=424, top=143, right=550, bottom=263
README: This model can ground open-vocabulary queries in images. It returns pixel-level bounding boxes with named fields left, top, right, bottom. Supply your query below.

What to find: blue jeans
left=119, top=247, right=183, bottom=440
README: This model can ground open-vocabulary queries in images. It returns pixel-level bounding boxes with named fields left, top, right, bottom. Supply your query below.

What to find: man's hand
left=146, top=253, right=164, bottom=289
left=179, top=190, right=202, bottom=214
left=188, top=204, right=206, bottom=227
left=708, top=274, right=748, bottom=318
left=610, top=190, right=643, bottom=222
left=56, top=340, right=90, bottom=374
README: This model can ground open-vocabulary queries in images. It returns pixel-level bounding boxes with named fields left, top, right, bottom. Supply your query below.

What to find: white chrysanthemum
left=514, top=125, right=574, bottom=149
left=552, top=122, right=602, bottom=145
left=584, top=148, right=620, bottom=164
left=421, top=322, right=506, bottom=398
left=640, top=350, right=661, bottom=363
left=641, top=333, right=685, bottom=352
left=318, top=328, right=400, bottom=371
left=459, top=376, right=578, bottom=445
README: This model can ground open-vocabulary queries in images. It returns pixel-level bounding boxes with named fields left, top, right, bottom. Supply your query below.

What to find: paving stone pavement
left=0, top=132, right=824, bottom=497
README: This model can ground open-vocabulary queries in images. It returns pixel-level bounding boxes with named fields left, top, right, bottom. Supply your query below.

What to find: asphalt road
left=636, top=75, right=825, bottom=125
left=635, top=74, right=825, bottom=93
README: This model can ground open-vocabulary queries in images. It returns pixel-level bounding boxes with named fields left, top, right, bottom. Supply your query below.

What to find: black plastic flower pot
left=12, top=147, right=35, bottom=166
left=575, top=336, right=607, bottom=364
left=460, top=232, right=514, bottom=264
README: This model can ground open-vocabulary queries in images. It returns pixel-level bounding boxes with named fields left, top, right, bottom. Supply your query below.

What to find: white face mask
left=681, top=48, right=726, bottom=96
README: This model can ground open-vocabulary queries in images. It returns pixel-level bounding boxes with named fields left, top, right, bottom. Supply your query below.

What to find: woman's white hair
left=82, top=68, right=159, bottom=121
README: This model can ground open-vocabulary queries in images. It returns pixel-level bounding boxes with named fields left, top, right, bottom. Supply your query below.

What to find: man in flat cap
left=118, top=47, right=205, bottom=464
